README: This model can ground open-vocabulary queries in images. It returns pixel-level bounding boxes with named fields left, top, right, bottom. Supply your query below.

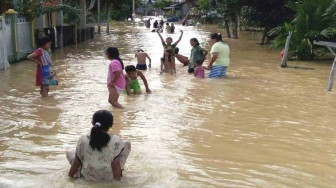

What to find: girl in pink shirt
left=106, top=47, right=126, bottom=109
left=194, top=60, right=205, bottom=78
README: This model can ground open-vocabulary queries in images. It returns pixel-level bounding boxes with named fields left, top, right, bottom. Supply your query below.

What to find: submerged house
left=138, top=0, right=155, bottom=15
left=164, top=1, right=190, bottom=17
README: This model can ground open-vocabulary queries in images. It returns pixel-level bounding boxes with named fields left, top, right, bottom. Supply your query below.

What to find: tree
left=152, top=0, right=172, bottom=9
left=243, top=0, right=294, bottom=44
left=13, top=0, right=80, bottom=24
left=216, top=0, right=244, bottom=39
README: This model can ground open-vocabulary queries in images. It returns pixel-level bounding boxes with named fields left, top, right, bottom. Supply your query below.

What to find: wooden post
left=106, top=4, right=111, bottom=34
left=74, top=25, right=78, bottom=45
left=80, top=0, right=86, bottom=27
left=57, top=0, right=64, bottom=48
left=327, top=57, right=336, bottom=91
left=281, top=32, right=292, bottom=68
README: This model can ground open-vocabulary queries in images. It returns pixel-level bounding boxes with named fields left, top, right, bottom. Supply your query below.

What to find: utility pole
left=132, top=0, right=135, bottom=25
left=97, top=0, right=101, bottom=34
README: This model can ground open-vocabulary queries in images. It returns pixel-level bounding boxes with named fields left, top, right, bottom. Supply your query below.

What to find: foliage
left=269, top=0, right=336, bottom=60
left=196, top=0, right=211, bottom=13
left=152, top=0, right=172, bottom=9
left=243, top=0, right=294, bottom=29
left=13, top=0, right=80, bottom=24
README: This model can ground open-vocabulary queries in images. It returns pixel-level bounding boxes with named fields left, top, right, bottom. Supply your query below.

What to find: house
left=164, top=1, right=190, bottom=17
left=138, top=0, right=155, bottom=15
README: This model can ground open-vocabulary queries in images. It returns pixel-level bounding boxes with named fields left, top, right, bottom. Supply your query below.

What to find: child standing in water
left=135, top=49, right=151, bottom=70
left=125, top=65, right=151, bottom=95
left=106, top=47, right=126, bottom=109
left=194, top=60, right=205, bottom=78
left=157, top=30, right=183, bottom=75
left=27, top=36, right=53, bottom=97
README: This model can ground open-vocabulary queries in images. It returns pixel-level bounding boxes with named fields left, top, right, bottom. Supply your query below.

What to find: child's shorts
left=136, top=64, right=147, bottom=70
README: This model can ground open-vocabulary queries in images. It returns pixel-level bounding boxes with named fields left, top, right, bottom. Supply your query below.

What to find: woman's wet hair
left=125, top=65, right=136, bottom=72
left=106, top=47, right=124, bottom=69
left=190, top=38, right=200, bottom=46
left=196, top=59, right=203, bottom=66
left=38, top=36, right=51, bottom=48
left=90, top=110, right=114, bottom=151
left=210, top=33, right=223, bottom=41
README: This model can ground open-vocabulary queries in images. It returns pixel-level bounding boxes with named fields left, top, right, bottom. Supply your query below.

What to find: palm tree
left=270, top=0, right=336, bottom=60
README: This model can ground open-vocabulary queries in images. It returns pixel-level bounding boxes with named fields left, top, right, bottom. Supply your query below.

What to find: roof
left=164, top=2, right=185, bottom=9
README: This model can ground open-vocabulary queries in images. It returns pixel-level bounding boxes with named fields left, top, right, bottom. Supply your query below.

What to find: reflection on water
left=1, top=22, right=336, bottom=187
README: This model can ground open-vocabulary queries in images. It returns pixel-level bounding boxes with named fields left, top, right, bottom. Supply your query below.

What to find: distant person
left=165, top=23, right=171, bottom=33
left=67, top=110, right=131, bottom=181
left=171, top=23, right=175, bottom=33
left=135, top=49, right=151, bottom=70
left=159, top=19, right=164, bottom=28
left=153, top=20, right=158, bottom=28
left=188, top=38, right=208, bottom=73
left=157, top=30, right=184, bottom=75
left=207, top=33, right=230, bottom=78
left=106, top=47, right=126, bottom=108
left=125, top=65, right=151, bottom=95
left=27, top=36, right=54, bottom=97
left=145, top=19, right=151, bottom=28
left=194, top=60, right=205, bottom=78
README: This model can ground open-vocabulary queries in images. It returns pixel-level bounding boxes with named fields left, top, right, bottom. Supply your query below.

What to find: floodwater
left=1, top=22, right=336, bottom=188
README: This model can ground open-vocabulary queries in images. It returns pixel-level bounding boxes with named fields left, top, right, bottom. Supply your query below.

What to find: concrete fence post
left=5, top=9, right=18, bottom=61
left=0, top=16, right=9, bottom=70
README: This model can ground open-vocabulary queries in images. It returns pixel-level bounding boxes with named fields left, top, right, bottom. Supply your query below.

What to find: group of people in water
left=146, top=18, right=176, bottom=33
left=26, top=21, right=230, bottom=182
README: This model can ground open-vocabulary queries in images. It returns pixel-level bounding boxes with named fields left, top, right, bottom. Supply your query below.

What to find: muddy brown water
left=1, top=22, right=336, bottom=187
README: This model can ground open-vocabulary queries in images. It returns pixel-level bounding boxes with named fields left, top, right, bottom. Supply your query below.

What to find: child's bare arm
left=68, top=157, right=81, bottom=178
left=138, top=71, right=151, bottom=93
left=112, top=156, right=122, bottom=181
left=194, top=68, right=198, bottom=76
left=27, top=52, right=42, bottom=67
left=157, top=30, right=165, bottom=44
left=146, top=53, right=152, bottom=67
left=160, top=58, right=163, bottom=74
left=125, top=77, right=131, bottom=95
left=203, top=49, right=209, bottom=57
left=173, top=30, right=184, bottom=46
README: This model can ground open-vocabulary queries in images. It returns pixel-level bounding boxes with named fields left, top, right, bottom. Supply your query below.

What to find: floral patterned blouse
left=75, top=134, right=124, bottom=181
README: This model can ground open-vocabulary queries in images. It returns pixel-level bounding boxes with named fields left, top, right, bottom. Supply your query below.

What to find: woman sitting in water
left=67, top=110, right=131, bottom=182
left=207, top=33, right=230, bottom=78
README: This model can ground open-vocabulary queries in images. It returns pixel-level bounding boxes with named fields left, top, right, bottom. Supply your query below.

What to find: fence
left=0, top=16, right=9, bottom=70
left=0, top=13, right=34, bottom=65
left=16, top=17, right=33, bottom=58
left=35, top=25, right=95, bottom=51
